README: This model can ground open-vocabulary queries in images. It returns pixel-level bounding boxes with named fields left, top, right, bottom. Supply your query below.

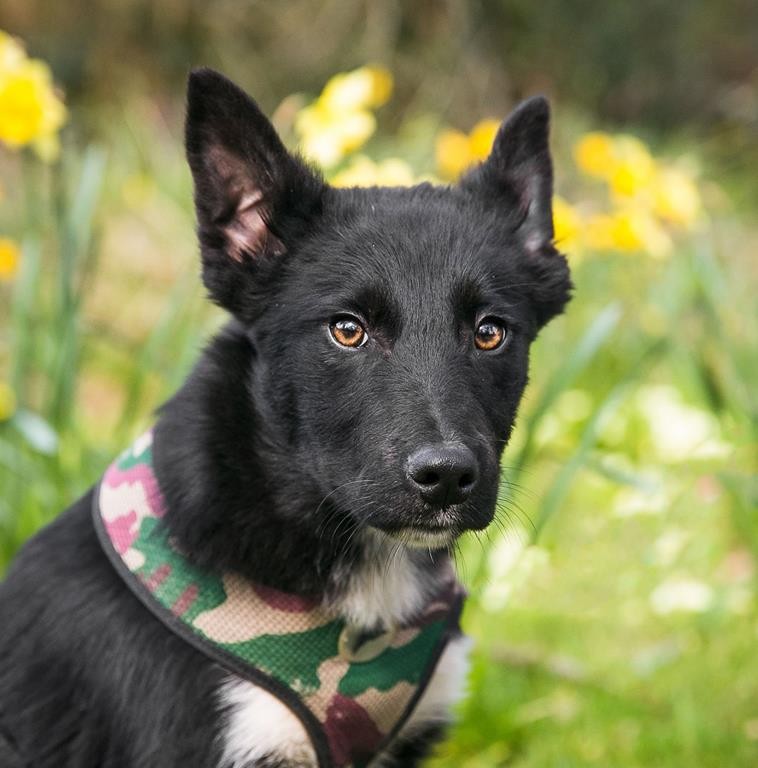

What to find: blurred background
left=0, top=2, right=756, bottom=765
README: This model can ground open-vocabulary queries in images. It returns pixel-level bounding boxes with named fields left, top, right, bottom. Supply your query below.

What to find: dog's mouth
left=364, top=500, right=489, bottom=550
left=384, top=525, right=456, bottom=550
left=374, top=511, right=460, bottom=549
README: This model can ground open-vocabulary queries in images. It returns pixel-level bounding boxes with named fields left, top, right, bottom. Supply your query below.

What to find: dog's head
left=185, top=69, right=571, bottom=549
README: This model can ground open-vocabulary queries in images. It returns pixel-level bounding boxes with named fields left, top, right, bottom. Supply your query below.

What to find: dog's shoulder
left=0, top=492, right=226, bottom=767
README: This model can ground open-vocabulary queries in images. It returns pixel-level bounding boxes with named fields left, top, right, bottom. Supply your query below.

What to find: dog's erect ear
left=463, top=97, right=571, bottom=328
left=185, top=68, right=323, bottom=315
left=465, top=96, right=554, bottom=253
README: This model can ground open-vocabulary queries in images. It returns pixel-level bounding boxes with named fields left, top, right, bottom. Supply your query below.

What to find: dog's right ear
left=185, top=68, right=324, bottom=317
left=461, top=97, right=572, bottom=329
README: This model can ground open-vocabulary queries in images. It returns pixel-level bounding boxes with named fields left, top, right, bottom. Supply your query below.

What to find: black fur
left=0, top=68, right=571, bottom=766
left=0, top=494, right=227, bottom=767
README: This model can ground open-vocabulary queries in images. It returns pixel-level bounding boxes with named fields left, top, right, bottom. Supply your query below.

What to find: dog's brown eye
left=474, top=318, right=506, bottom=351
left=329, top=317, right=367, bottom=348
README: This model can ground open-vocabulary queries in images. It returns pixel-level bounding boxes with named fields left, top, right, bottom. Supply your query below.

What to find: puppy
left=0, top=69, right=571, bottom=767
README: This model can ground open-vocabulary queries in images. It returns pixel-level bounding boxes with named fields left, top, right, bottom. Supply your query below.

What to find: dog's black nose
left=406, top=444, right=478, bottom=507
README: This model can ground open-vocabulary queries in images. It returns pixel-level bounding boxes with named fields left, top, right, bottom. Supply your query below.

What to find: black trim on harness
left=380, top=589, right=464, bottom=754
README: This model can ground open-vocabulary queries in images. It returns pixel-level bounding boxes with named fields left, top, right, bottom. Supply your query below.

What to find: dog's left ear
left=185, top=68, right=324, bottom=317
left=463, top=96, right=571, bottom=328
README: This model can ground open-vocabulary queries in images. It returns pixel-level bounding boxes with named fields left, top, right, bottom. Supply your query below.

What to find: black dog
left=0, top=69, right=570, bottom=767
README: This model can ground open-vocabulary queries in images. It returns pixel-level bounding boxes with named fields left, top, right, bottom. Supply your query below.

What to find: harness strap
left=92, top=433, right=465, bottom=768
left=91, top=482, right=334, bottom=768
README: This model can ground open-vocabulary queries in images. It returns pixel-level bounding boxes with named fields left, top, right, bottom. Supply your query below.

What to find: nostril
left=459, top=472, right=475, bottom=490
left=415, top=469, right=440, bottom=487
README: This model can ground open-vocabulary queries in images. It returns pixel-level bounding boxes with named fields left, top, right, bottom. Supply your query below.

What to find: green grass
left=1, top=110, right=756, bottom=766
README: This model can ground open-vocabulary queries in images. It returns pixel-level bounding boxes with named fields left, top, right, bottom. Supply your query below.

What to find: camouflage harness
left=93, top=432, right=465, bottom=768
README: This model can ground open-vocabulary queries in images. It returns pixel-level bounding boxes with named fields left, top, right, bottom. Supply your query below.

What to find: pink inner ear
left=524, top=231, right=547, bottom=255
left=225, top=191, right=269, bottom=262
left=516, top=175, right=550, bottom=255
left=204, top=146, right=284, bottom=262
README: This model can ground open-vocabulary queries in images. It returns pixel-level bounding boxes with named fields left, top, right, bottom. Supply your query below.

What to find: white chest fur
left=217, top=536, right=471, bottom=767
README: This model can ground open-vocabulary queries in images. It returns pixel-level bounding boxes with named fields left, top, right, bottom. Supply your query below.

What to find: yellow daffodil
left=575, top=132, right=657, bottom=198
left=468, top=119, right=500, bottom=160
left=608, top=207, right=672, bottom=257
left=585, top=208, right=672, bottom=257
left=332, top=155, right=415, bottom=188
left=0, top=236, right=21, bottom=280
left=0, top=380, right=16, bottom=421
left=294, top=66, right=392, bottom=169
left=552, top=195, right=581, bottom=250
left=320, top=66, right=392, bottom=113
left=584, top=213, right=616, bottom=251
left=0, top=29, right=25, bottom=69
left=652, top=166, right=701, bottom=228
left=0, top=30, right=66, bottom=160
left=435, top=118, right=500, bottom=181
left=296, top=105, right=376, bottom=168
left=574, top=128, right=701, bottom=257
left=607, top=136, right=657, bottom=198
left=573, top=132, right=615, bottom=178
left=435, top=129, right=471, bottom=180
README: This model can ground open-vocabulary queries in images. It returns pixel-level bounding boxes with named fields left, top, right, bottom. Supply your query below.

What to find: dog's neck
left=152, top=321, right=448, bottom=628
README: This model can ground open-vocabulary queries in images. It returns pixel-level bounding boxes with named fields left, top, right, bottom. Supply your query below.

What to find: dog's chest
left=97, top=440, right=469, bottom=766
left=218, top=546, right=471, bottom=767
left=218, top=634, right=471, bottom=767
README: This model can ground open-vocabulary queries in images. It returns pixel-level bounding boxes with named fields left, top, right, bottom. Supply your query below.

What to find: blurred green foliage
left=1, top=7, right=757, bottom=766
